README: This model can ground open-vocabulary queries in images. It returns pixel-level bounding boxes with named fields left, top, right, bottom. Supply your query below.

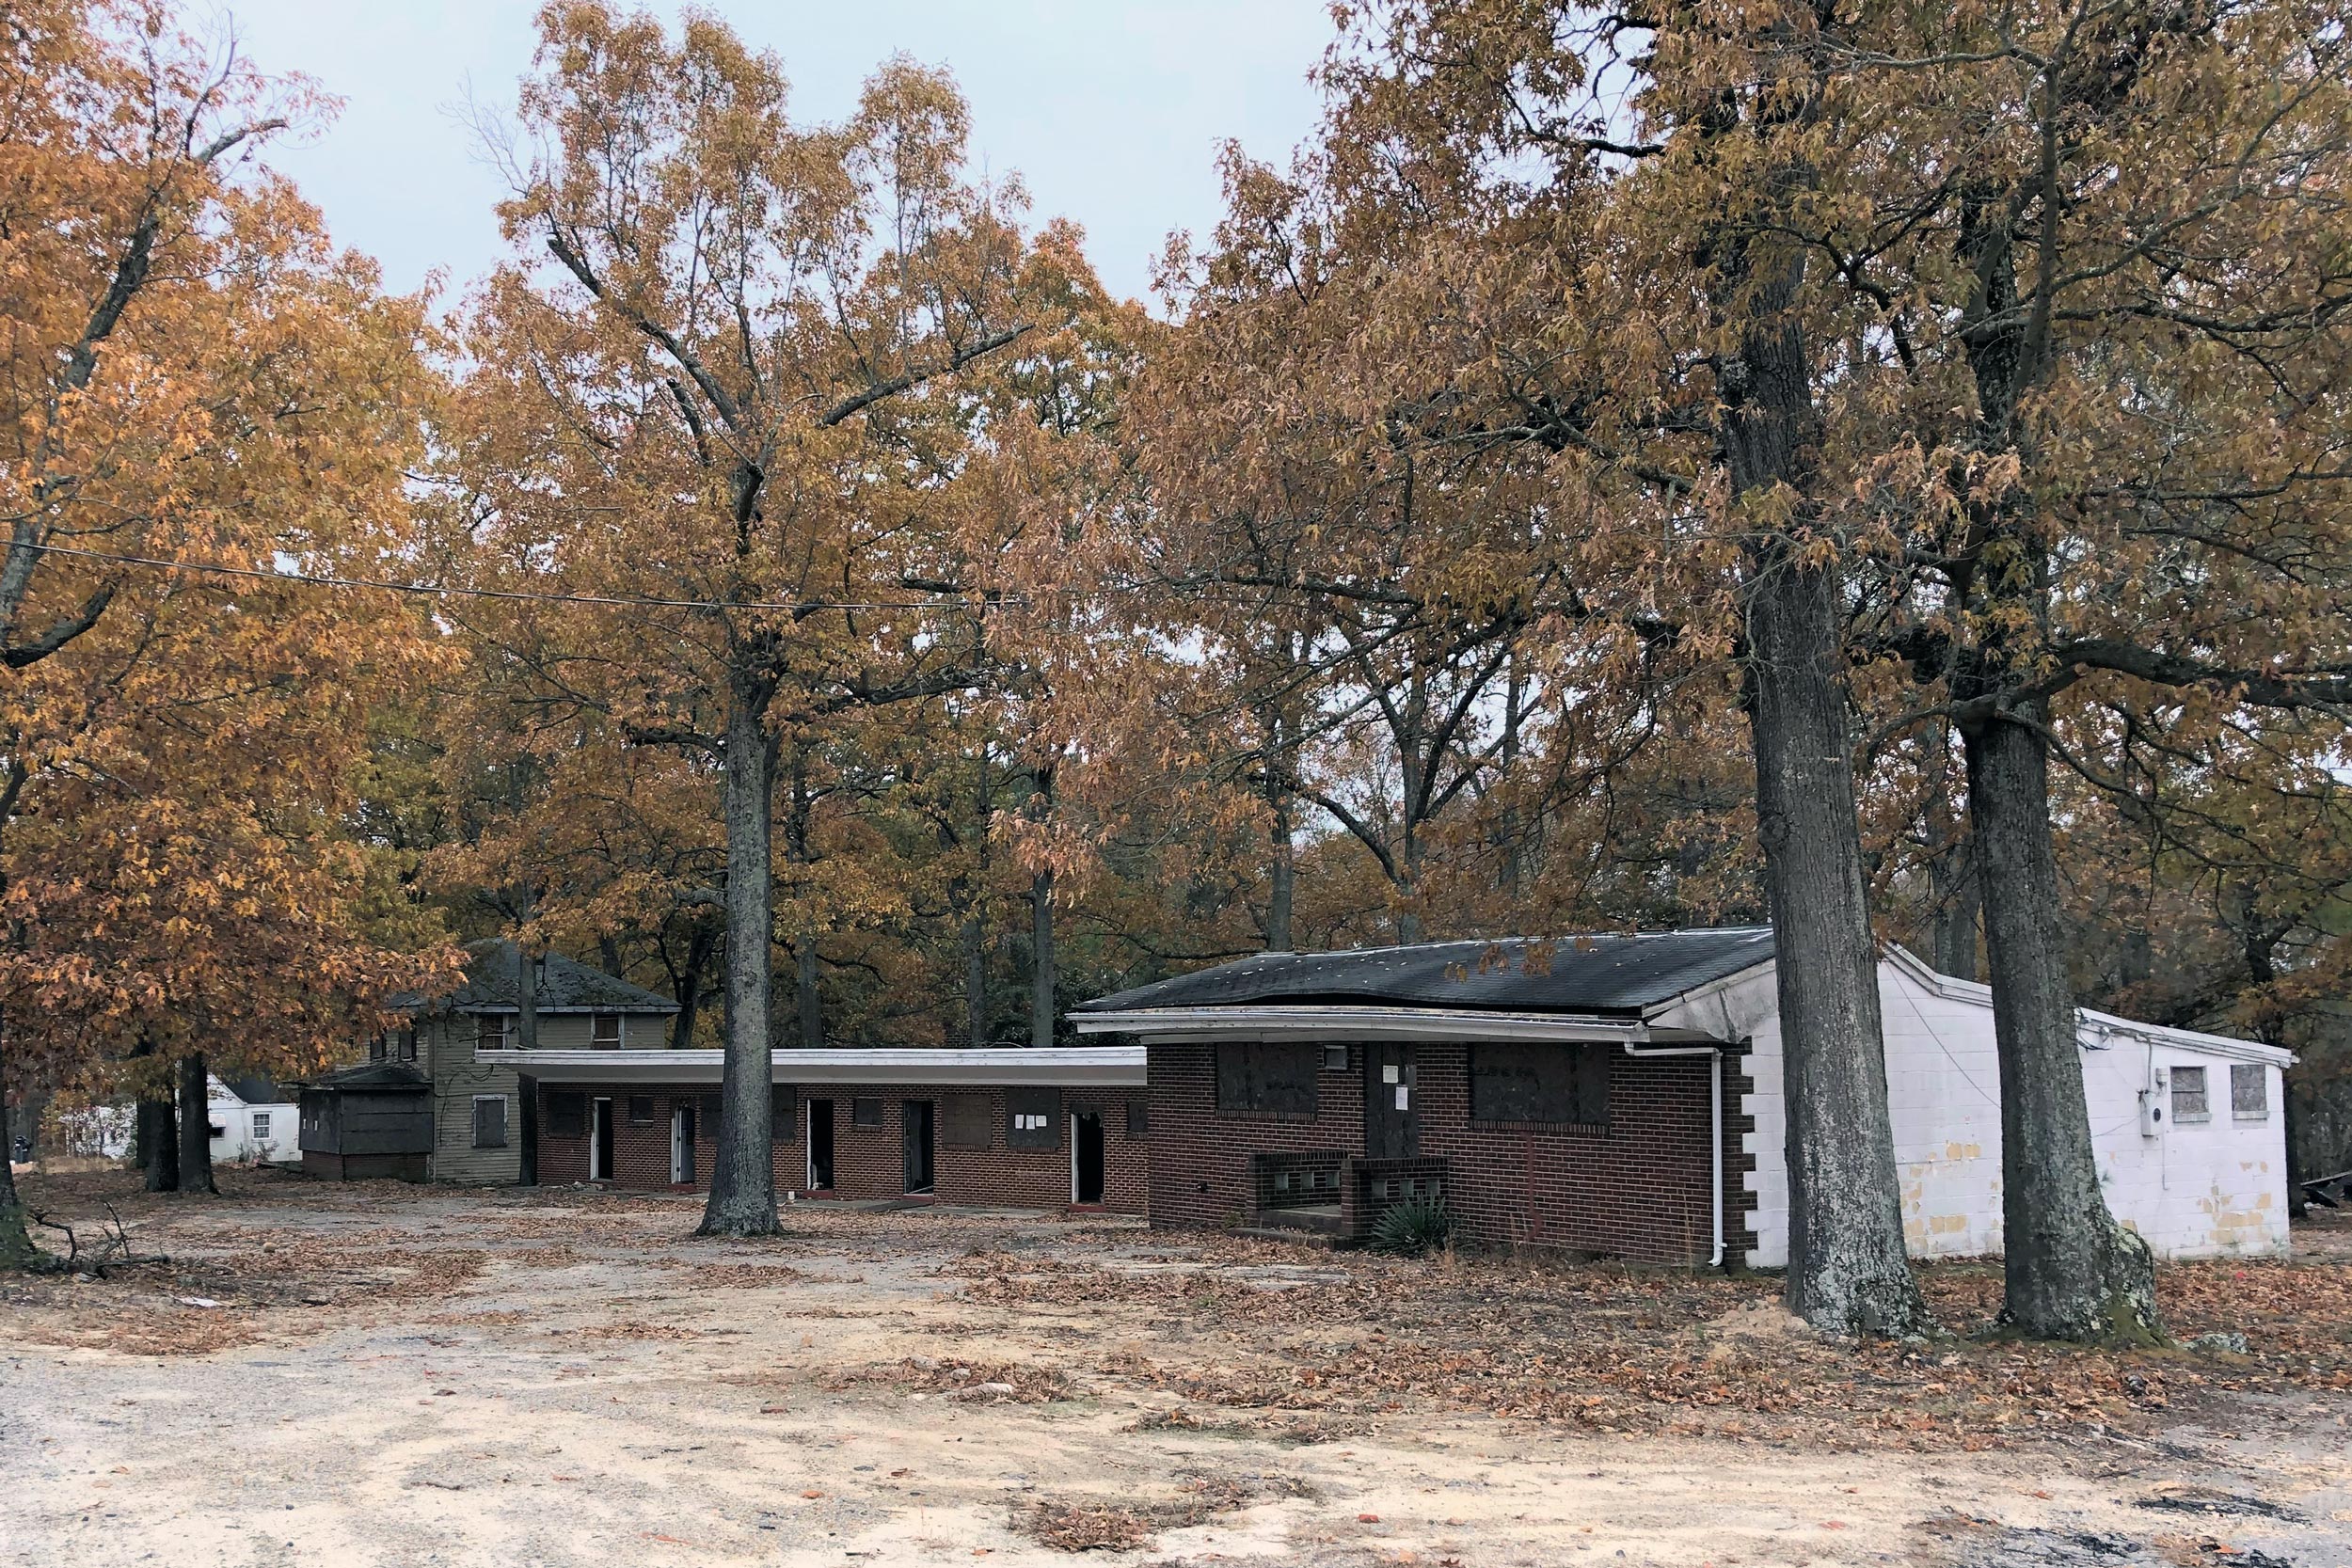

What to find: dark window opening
left=1469, top=1043, right=1609, bottom=1126
left=771, top=1085, right=796, bottom=1141
left=1125, top=1099, right=1149, bottom=1138
left=628, top=1095, right=655, bottom=1124
left=1216, top=1043, right=1318, bottom=1117
left=472, top=1096, right=509, bottom=1148
left=851, top=1097, right=884, bottom=1129
left=591, top=1013, right=621, bottom=1049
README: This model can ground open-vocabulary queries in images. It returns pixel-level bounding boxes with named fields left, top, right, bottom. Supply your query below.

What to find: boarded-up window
left=1126, top=1099, right=1150, bottom=1138
left=1469, top=1044, right=1609, bottom=1125
left=1007, top=1087, right=1060, bottom=1148
left=2171, top=1065, right=2210, bottom=1122
left=2231, top=1063, right=2268, bottom=1120
left=628, top=1095, right=655, bottom=1124
left=592, top=1013, right=622, bottom=1048
left=472, top=1095, right=509, bottom=1148
left=1216, top=1044, right=1318, bottom=1117
left=852, top=1097, right=884, bottom=1128
left=771, top=1085, right=796, bottom=1141
left=368, top=1033, right=386, bottom=1063
left=942, top=1095, right=992, bottom=1148
left=546, top=1092, right=586, bottom=1138
left=398, top=1026, right=418, bottom=1062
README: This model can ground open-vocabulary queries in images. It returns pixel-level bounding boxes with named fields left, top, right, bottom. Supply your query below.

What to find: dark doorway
left=672, top=1101, right=697, bottom=1185
left=1071, top=1110, right=1105, bottom=1204
left=1364, top=1042, right=1419, bottom=1159
left=518, top=1073, right=540, bottom=1185
left=806, top=1099, right=834, bottom=1190
left=591, top=1096, right=615, bottom=1182
left=902, top=1099, right=935, bottom=1195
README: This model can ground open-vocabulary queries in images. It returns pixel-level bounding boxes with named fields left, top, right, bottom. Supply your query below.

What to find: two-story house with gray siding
left=373, top=939, right=680, bottom=1184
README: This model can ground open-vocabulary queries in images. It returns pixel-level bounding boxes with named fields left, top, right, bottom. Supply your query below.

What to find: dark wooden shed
left=298, top=1061, right=434, bottom=1181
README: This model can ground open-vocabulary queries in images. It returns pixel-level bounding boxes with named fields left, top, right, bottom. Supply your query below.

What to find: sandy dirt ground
left=3, top=1170, right=2348, bottom=1568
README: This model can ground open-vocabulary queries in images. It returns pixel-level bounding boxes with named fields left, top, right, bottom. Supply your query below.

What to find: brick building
left=481, top=1046, right=1147, bottom=1212
left=1073, top=930, right=2293, bottom=1265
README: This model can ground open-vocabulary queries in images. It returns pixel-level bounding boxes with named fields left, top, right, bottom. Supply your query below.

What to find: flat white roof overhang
left=474, top=1046, right=1145, bottom=1088
left=1070, top=1006, right=1650, bottom=1045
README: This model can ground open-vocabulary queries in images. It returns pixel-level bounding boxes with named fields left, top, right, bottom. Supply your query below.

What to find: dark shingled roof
left=1074, top=928, right=1776, bottom=1017
left=218, top=1074, right=290, bottom=1107
left=391, top=939, right=680, bottom=1016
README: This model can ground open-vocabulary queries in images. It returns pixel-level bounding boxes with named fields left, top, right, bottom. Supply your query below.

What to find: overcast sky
left=211, top=1, right=1335, bottom=309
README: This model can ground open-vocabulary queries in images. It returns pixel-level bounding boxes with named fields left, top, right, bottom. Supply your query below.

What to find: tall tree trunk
left=1265, top=792, right=1295, bottom=952
left=515, top=938, right=540, bottom=1053
left=176, top=1053, right=216, bottom=1196
left=140, top=1089, right=178, bottom=1193
left=1031, top=868, right=1056, bottom=1050
left=702, top=685, right=779, bottom=1237
left=0, top=1022, right=38, bottom=1269
left=670, top=919, right=717, bottom=1050
left=963, top=753, right=991, bottom=1047
left=1962, top=701, right=2157, bottom=1342
left=787, top=753, right=822, bottom=1050
left=2241, top=926, right=2302, bottom=1219
left=796, top=943, right=822, bottom=1050
left=1719, top=217, right=1926, bottom=1335
left=1260, top=695, right=1296, bottom=951
left=1743, top=559, right=1929, bottom=1334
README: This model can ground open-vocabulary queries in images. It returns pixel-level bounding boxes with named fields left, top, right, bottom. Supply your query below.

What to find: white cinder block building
left=1649, top=942, right=2293, bottom=1265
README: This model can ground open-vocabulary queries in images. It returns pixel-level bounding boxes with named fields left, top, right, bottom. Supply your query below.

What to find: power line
left=14, top=539, right=1009, bottom=615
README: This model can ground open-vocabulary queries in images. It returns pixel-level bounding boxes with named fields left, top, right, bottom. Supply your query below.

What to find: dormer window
left=592, top=1013, right=622, bottom=1049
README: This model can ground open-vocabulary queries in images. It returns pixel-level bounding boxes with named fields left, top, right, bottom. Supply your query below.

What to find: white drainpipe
left=1623, top=1041, right=1726, bottom=1269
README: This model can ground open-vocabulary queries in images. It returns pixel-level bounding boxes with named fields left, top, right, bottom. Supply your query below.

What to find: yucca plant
left=1368, top=1196, right=1452, bottom=1256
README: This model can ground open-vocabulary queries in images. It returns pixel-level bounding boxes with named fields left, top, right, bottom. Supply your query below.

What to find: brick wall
left=1149, top=1040, right=1744, bottom=1265
left=1149, top=1042, right=1367, bottom=1232
left=532, top=1081, right=1146, bottom=1215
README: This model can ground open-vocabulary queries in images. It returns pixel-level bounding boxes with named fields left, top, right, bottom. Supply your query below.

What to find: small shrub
left=1368, top=1196, right=1451, bottom=1256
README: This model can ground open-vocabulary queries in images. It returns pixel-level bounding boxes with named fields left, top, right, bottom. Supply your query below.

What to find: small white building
left=206, top=1074, right=300, bottom=1166
left=1653, top=942, right=2293, bottom=1264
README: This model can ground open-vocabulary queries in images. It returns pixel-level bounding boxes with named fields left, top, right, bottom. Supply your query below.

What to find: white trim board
left=475, top=1046, right=1145, bottom=1087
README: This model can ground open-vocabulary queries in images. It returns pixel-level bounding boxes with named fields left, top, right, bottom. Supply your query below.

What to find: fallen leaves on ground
left=829, top=1355, right=1074, bottom=1403
left=1014, top=1471, right=1314, bottom=1553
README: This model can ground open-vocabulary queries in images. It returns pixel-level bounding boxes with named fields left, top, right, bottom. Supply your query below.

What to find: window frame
left=2170, top=1064, right=2212, bottom=1125
left=591, top=1012, right=623, bottom=1049
left=249, top=1111, right=271, bottom=1141
left=471, top=1094, right=510, bottom=1149
left=1007, top=1087, right=1060, bottom=1149
left=2230, top=1062, right=2269, bottom=1122
left=851, top=1097, right=884, bottom=1129
left=1468, top=1042, right=1610, bottom=1129
left=474, top=1014, right=509, bottom=1055
left=1214, top=1042, right=1319, bottom=1118
left=546, top=1091, right=587, bottom=1138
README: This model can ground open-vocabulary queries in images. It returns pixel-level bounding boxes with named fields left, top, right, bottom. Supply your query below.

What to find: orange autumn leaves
left=0, top=1, right=456, bottom=1099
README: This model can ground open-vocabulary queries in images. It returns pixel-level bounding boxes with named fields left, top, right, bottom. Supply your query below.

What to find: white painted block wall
left=1699, top=954, right=2290, bottom=1270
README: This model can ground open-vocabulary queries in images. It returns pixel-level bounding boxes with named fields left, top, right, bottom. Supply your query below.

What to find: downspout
left=1624, top=1042, right=1725, bottom=1269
